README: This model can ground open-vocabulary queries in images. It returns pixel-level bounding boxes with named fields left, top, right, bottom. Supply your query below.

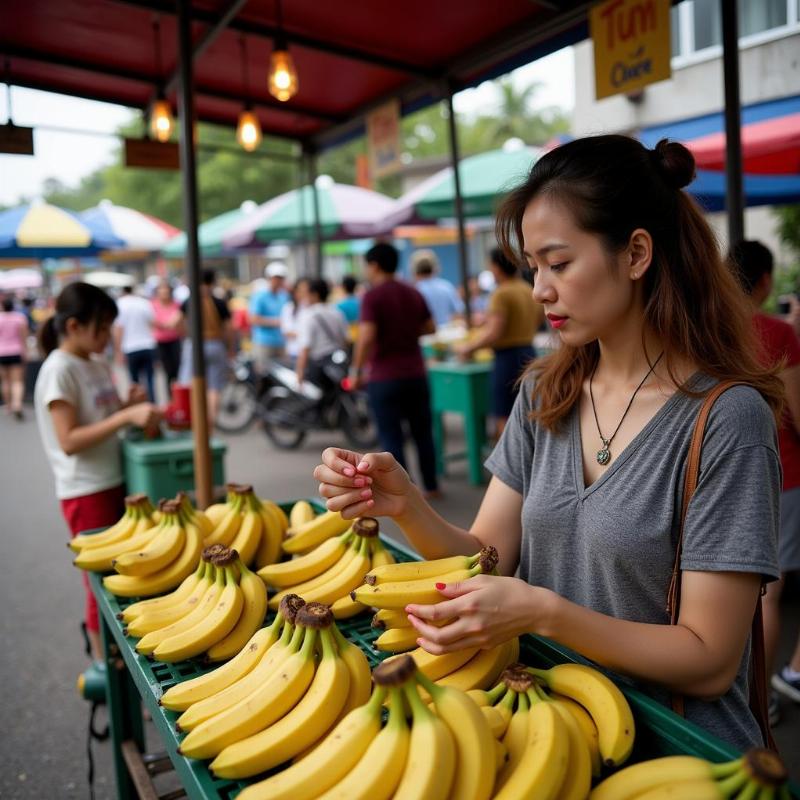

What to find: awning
left=80, top=200, right=180, bottom=252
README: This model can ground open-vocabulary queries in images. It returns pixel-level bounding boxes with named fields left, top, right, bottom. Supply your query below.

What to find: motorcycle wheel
left=339, top=391, right=378, bottom=449
left=215, top=379, right=258, bottom=433
left=260, top=391, right=307, bottom=449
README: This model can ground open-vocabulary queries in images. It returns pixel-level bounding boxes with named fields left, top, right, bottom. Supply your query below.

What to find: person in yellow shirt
left=456, top=247, right=543, bottom=436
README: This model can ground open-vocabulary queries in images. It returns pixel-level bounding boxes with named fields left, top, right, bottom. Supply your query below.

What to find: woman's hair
left=39, top=282, right=118, bottom=356
left=1, top=296, right=13, bottom=313
left=489, top=247, right=518, bottom=276
left=496, top=135, right=783, bottom=430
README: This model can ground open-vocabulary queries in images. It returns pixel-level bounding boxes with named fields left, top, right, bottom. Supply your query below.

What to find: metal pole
left=721, top=0, right=744, bottom=246
left=308, top=149, right=324, bottom=277
left=177, top=0, right=212, bottom=509
left=299, top=152, right=310, bottom=275
left=445, top=84, right=471, bottom=328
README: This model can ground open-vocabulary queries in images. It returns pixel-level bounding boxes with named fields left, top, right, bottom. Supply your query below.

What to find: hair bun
left=652, top=139, right=695, bottom=189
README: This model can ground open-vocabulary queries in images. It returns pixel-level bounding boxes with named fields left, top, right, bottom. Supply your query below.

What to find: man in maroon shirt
left=349, top=243, right=440, bottom=495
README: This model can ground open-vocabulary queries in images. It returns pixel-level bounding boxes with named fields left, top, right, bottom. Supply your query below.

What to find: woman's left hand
left=405, top=575, right=551, bottom=654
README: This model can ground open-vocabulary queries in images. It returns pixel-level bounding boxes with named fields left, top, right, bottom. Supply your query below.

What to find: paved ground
left=1, top=407, right=798, bottom=799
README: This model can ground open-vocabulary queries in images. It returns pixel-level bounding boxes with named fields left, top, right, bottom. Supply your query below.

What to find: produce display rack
left=88, top=506, right=800, bottom=800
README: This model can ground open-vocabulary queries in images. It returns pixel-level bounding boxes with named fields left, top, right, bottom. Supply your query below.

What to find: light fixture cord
left=239, top=35, right=251, bottom=103
left=152, top=15, right=164, bottom=85
left=3, top=59, right=12, bottom=124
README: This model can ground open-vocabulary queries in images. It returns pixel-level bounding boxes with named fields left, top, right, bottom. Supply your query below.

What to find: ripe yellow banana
left=73, top=523, right=160, bottom=572
left=492, top=699, right=569, bottom=800
left=120, top=562, right=204, bottom=622
left=234, top=685, right=386, bottom=800
left=436, top=637, right=519, bottom=692
left=552, top=691, right=602, bottom=777
left=331, top=593, right=367, bottom=619
left=160, top=623, right=278, bottom=711
left=494, top=738, right=509, bottom=772
left=495, top=691, right=529, bottom=792
left=103, top=523, right=203, bottom=598
left=480, top=703, right=510, bottom=739
left=369, top=538, right=396, bottom=568
left=254, top=501, right=284, bottom=569
left=529, top=662, right=635, bottom=768
left=260, top=496, right=289, bottom=530
left=316, top=688, right=410, bottom=800
left=634, top=780, right=732, bottom=799
left=204, top=502, right=230, bottom=528
left=178, top=625, right=317, bottom=759
left=375, top=626, right=419, bottom=653
left=210, top=624, right=351, bottom=778
left=364, top=548, right=485, bottom=585
left=205, top=561, right=268, bottom=662
left=205, top=499, right=243, bottom=546
left=331, top=625, right=372, bottom=714
left=396, top=645, right=480, bottom=681
left=69, top=500, right=141, bottom=551
left=393, top=681, right=456, bottom=800
left=154, top=565, right=244, bottom=662
left=227, top=508, right=262, bottom=567
left=289, top=499, right=316, bottom=528
left=282, top=510, right=351, bottom=554
left=372, top=608, right=412, bottom=629
left=175, top=493, right=212, bottom=536
left=300, top=536, right=372, bottom=605
left=113, top=522, right=186, bottom=577
left=258, top=533, right=348, bottom=588
left=415, top=671, right=496, bottom=800
left=549, top=693, right=592, bottom=800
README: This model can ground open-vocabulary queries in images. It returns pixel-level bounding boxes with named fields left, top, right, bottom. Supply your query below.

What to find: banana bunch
left=281, top=506, right=353, bottom=555
left=238, top=652, right=496, bottom=800
left=202, top=484, right=287, bottom=569
left=590, top=748, right=791, bottom=800
left=352, top=546, right=499, bottom=610
left=70, top=494, right=158, bottom=566
left=261, top=517, right=395, bottom=618
left=172, top=599, right=370, bottom=781
left=119, top=545, right=266, bottom=663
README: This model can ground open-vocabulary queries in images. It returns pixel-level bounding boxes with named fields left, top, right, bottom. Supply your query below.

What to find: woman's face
left=157, top=283, right=172, bottom=303
left=521, top=195, right=636, bottom=347
left=68, top=318, right=113, bottom=355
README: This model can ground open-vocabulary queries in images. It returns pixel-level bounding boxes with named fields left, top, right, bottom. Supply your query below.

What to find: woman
left=0, top=296, right=29, bottom=420
left=151, top=280, right=184, bottom=389
left=280, top=278, right=310, bottom=366
left=315, top=136, right=782, bottom=750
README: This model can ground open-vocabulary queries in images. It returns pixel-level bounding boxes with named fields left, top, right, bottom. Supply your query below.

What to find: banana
left=634, top=781, right=729, bottom=800
left=331, top=593, right=367, bottom=619
left=493, top=699, right=569, bottom=800
left=160, top=623, right=279, bottom=711
left=69, top=503, right=139, bottom=552
left=258, top=533, right=348, bottom=588
left=234, top=686, right=386, bottom=800
left=552, top=691, right=602, bottom=777
left=494, top=738, right=509, bottom=772
left=154, top=565, right=244, bottom=662
left=113, top=522, right=186, bottom=577
left=481, top=704, right=508, bottom=738
left=529, top=662, right=635, bottom=768
left=372, top=608, right=412, bottom=629
left=176, top=493, right=213, bottom=537
left=261, top=497, right=289, bottom=531
left=134, top=565, right=220, bottom=654
left=300, top=536, right=372, bottom=605
left=436, top=637, right=519, bottom=692
left=254, top=501, right=284, bottom=569
left=549, top=693, right=592, bottom=800
left=589, top=756, right=742, bottom=800
left=415, top=670, right=496, bottom=800
left=204, top=499, right=243, bottom=546
left=177, top=625, right=317, bottom=759
left=204, top=502, right=230, bottom=528
left=102, top=523, right=203, bottom=598
left=227, top=507, right=262, bottom=567
left=369, top=538, right=396, bottom=568
left=73, top=522, right=160, bottom=572
left=393, top=682, right=456, bottom=800
left=282, top=510, right=351, bottom=554
left=375, top=626, right=419, bottom=653
left=175, top=619, right=301, bottom=732
left=364, top=549, right=482, bottom=585
left=315, top=688, right=410, bottom=800
left=210, top=624, right=351, bottom=778
left=491, top=688, right=515, bottom=737
left=289, top=499, right=316, bottom=528
left=495, top=691, right=529, bottom=792
left=331, top=625, right=372, bottom=714
left=205, top=561, right=268, bottom=662
left=121, top=563, right=204, bottom=622
left=398, top=645, right=480, bottom=681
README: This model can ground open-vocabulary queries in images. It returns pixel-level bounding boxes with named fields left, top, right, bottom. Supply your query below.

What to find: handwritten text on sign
left=590, top=0, right=672, bottom=100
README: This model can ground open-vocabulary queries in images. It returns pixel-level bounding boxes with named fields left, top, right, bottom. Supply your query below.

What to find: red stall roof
left=1, top=0, right=591, bottom=149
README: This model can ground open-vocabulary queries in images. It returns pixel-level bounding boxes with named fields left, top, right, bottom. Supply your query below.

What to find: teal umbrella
left=162, top=204, right=254, bottom=258
left=381, top=145, right=542, bottom=227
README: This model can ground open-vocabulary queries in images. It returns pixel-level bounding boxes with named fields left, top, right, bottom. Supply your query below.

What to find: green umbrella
left=162, top=205, right=253, bottom=258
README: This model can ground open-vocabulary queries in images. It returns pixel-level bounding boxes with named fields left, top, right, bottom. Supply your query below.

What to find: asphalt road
left=1, top=409, right=798, bottom=799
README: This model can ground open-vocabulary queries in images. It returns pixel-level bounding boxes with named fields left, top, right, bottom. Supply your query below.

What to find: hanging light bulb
left=268, top=45, right=298, bottom=102
left=236, top=108, right=262, bottom=151
left=150, top=97, right=174, bottom=142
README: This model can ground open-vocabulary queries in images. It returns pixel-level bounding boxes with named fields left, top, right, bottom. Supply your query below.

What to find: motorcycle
left=260, top=349, right=377, bottom=450
left=215, top=353, right=262, bottom=433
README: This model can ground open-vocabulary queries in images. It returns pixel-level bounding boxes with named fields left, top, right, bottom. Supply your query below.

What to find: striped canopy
left=80, top=200, right=179, bottom=252
left=162, top=206, right=255, bottom=259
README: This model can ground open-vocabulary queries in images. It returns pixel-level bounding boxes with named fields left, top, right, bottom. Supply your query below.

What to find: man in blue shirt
left=336, top=276, right=361, bottom=323
left=249, top=262, right=290, bottom=374
left=411, top=249, right=464, bottom=327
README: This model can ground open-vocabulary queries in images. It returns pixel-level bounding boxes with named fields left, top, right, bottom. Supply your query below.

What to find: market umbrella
left=689, top=169, right=800, bottom=212
left=0, top=201, right=124, bottom=258
left=378, top=144, right=542, bottom=229
left=222, top=179, right=396, bottom=249
left=80, top=200, right=180, bottom=251
left=83, top=270, right=136, bottom=289
left=0, top=267, right=43, bottom=291
left=162, top=203, right=256, bottom=259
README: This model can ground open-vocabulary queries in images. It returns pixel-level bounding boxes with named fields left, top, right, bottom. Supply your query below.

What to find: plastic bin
left=122, top=436, right=227, bottom=501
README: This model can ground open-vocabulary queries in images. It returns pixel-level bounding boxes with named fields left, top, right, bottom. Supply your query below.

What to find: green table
left=428, top=360, right=492, bottom=485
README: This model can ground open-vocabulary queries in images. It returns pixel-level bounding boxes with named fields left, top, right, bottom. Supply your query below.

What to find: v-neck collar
left=571, top=373, right=704, bottom=500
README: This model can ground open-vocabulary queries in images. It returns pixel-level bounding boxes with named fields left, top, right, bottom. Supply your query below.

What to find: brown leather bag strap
left=667, top=381, right=776, bottom=750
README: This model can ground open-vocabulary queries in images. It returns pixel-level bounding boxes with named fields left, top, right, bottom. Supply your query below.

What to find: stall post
left=308, top=148, right=324, bottom=277
left=721, top=0, right=744, bottom=246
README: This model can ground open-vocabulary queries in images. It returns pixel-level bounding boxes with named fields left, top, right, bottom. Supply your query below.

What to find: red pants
left=61, top=484, right=126, bottom=633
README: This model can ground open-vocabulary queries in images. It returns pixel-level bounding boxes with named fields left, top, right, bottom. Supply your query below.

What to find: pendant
left=596, top=440, right=611, bottom=465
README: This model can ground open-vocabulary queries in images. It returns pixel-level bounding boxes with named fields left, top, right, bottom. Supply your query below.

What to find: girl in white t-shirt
left=34, top=282, right=161, bottom=658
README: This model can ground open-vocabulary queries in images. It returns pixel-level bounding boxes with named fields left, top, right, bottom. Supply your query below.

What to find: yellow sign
left=366, top=99, right=402, bottom=179
left=590, top=0, right=672, bottom=100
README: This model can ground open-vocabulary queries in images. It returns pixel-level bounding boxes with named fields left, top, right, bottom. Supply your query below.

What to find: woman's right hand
left=313, top=448, right=412, bottom=519
left=126, top=402, right=162, bottom=430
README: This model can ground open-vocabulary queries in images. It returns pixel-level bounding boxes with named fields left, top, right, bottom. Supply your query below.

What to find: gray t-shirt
left=485, top=373, right=780, bottom=751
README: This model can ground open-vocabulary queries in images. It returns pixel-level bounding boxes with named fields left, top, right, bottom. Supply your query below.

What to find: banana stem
left=498, top=687, right=516, bottom=713
left=414, top=669, right=441, bottom=700
left=710, top=758, right=744, bottom=780
left=532, top=683, right=550, bottom=704
left=298, top=626, right=318, bottom=659
left=487, top=682, right=507, bottom=706
left=718, top=767, right=751, bottom=798
left=318, top=627, right=337, bottom=660
left=366, top=684, right=388, bottom=713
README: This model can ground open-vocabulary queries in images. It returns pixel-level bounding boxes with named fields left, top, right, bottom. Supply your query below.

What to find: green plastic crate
left=122, top=437, right=227, bottom=501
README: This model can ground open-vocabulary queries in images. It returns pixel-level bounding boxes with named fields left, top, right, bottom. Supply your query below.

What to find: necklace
left=589, top=352, right=664, bottom=466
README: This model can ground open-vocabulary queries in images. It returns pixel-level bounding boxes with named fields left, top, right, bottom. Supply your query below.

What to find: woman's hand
left=313, top=448, right=412, bottom=519
left=405, top=575, right=554, bottom=653
left=125, top=402, right=162, bottom=431
left=126, top=384, right=148, bottom=406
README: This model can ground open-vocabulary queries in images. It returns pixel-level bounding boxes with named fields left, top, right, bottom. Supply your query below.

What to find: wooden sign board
left=0, top=124, right=34, bottom=155
left=590, top=0, right=672, bottom=101
left=124, top=137, right=180, bottom=170
left=367, top=99, right=402, bottom=179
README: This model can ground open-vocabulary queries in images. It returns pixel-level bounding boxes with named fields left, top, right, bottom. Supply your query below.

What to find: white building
left=572, top=0, right=800, bottom=265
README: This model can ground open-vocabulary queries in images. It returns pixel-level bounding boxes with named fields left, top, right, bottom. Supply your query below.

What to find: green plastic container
left=122, top=437, right=227, bottom=501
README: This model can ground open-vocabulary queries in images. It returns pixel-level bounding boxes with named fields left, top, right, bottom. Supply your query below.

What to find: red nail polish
left=435, top=582, right=445, bottom=590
